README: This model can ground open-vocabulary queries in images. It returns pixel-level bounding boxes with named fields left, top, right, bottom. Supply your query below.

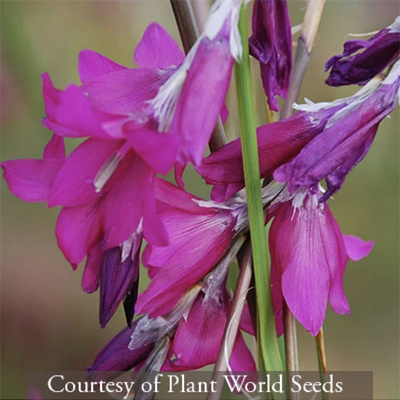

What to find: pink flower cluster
left=5, top=0, right=399, bottom=380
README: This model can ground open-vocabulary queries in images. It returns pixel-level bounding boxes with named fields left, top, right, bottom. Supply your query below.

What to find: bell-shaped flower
left=269, top=186, right=374, bottom=336
left=135, top=178, right=249, bottom=317
left=326, top=16, right=400, bottom=87
left=249, top=0, right=292, bottom=111
left=275, top=60, right=400, bottom=201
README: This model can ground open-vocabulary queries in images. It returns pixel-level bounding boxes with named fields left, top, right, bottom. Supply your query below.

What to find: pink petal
left=124, top=124, right=179, bottom=175
left=169, top=293, right=226, bottom=370
left=239, top=304, right=255, bottom=336
left=82, top=242, right=103, bottom=293
left=83, top=68, right=168, bottom=115
left=271, top=200, right=331, bottom=336
left=136, top=210, right=235, bottom=316
left=171, top=35, right=234, bottom=166
left=101, top=154, right=165, bottom=248
left=1, top=135, right=65, bottom=203
left=134, top=23, right=184, bottom=69
left=42, top=74, right=109, bottom=139
left=56, top=201, right=103, bottom=268
left=78, top=50, right=126, bottom=84
left=48, top=138, right=123, bottom=207
left=343, top=235, right=374, bottom=261
left=229, top=331, right=257, bottom=372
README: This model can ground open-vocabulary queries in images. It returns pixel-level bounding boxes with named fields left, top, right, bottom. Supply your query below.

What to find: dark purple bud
left=100, top=231, right=142, bottom=328
left=87, top=318, right=154, bottom=381
left=249, top=0, right=292, bottom=111
left=326, top=16, right=400, bottom=86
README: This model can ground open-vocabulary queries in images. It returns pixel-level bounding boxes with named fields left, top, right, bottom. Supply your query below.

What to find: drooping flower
left=135, top=178, right=249, bottom=317
left=198, top=106, right=342, bottom=201
left=275, top=60, right=400, bottom=201
left=269, top=186, right=374, bottom=336
left=249, top=0, right=292, bottom=111
left=326, top=16, right=400, bottom=87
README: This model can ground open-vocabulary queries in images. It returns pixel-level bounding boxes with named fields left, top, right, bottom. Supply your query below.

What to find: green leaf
left=234, top=5, right=285, bottom=373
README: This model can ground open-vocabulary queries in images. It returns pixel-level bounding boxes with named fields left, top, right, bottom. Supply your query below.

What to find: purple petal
left=87, top=320, right=154, bottom=379
left=275, top=83, right=399, bottom=198
left=78, top=50, right=126, bottom=84
left=343, top=235, right=374, bottom=262
left=171, top=33, right=234, bottom=166
left=326, top=21, right=400, bottom=86
left=26, top=389, right=43, bottom=400
left=199, top=109, right=334, bottom=200
left=134, top=22, right=184, bottom=69
left=249, top=0, right=292, bottom=111
left=100, top=234, right=142, bottom=328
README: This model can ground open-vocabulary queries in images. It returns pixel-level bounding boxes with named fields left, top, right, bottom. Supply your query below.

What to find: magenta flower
left=326, top=16, right=400, bottom=87
left=275, top=61, right=400, bottom=201
left=249, top=0, right=292, bottom=111
left=269, top=187, right=374, bottom=336
left=198, top=106, right=341, bottom=201
left=135, top=178, right=248, bottom=317
left=26, top=389, right=43, bottom=400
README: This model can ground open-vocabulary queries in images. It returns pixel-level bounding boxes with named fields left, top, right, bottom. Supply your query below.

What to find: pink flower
left=135, top=179, right=248, bottom=317
left=269, top=187, right=374, bottom=336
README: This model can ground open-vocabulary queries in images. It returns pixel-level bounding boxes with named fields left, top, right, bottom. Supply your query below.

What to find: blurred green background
left=1, top=1, right=399, bottom=399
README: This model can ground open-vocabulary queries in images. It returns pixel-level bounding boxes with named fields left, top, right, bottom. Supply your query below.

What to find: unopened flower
left=269, top=186, right=374, bottom=336
left=249, top=0, right=292, bottom=111
left=326, top=16, right=400, bottom=86
left=275, top=60, right=400, bottom=201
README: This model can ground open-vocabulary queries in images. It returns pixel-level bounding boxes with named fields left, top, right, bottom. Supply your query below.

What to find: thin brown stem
left=284, top=302, right=300, bottom=400
left=316, top=328, right=328, bottom=372
left=207, top=243, right=253, bottom=400
left=169, top=0, right=227, bottom=150
left=280, top=0, right=326, bottom=120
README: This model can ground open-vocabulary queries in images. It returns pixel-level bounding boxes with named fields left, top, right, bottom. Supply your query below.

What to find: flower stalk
left=235, top=4, right=284, bottom=373
left=316, top=328, right=329, bottom=400
left=281, top=0, right=326, bottom=119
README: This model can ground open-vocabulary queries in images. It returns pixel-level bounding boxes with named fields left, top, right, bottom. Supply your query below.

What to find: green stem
left=235, top=5, right=284, bottom=373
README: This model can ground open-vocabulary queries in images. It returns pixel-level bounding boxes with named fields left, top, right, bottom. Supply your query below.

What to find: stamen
left=93, top=152, right=123, bottom=193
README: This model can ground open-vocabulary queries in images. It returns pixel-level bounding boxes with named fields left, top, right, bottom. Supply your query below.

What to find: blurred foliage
left=1, top=1, right=399, bottom=399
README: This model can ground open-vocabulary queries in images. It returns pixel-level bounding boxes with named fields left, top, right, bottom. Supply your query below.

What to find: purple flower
left=135, top=178, right=248, bottom=317
left=275, top=61, right=400, bottom=201
left=269, top=187, right=374, bottom=336
left=249, top=0, right=292, bottom=111
left=198, top=106, right=341, bottom=201
left=326, top=16, right=400, bottom=86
